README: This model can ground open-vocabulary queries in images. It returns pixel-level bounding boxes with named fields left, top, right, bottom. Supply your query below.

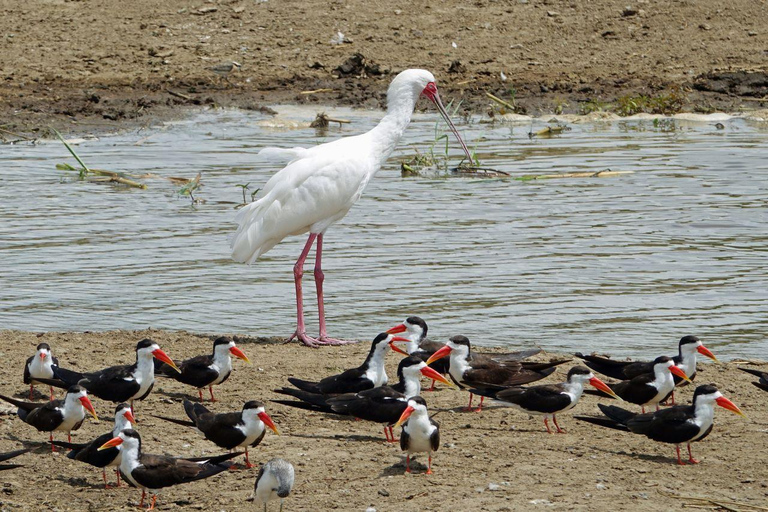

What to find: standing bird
left=394, top=396, right=439, bottom=474
left=0, top=448, right=31, bottom=471
left=0, top=385, right=98, bottom=451
left=469, top=367, right=621, bottom=434
left=575, top=385, right=745, bottom=465
left=154, top=336, right=250, bottom=402
left=253, top=458, right=295, bottom=512
left=98, top=429, right=240, bottom=510
left=231, top=69, right=473, bottom=347
left=583, top=356, right=692, bottom=413
left=208, top=60, right=241, bottom=84
left=23, top=342, right=59, bottom=400
left=37, top=339, right=180, bottom=415
left=576, top=335, right=718, bottom=404
left=52, top=402, right=136, bottom=488
left=739, top=367, right=768, bottom=392
left=426, top=336, right=569, bottom=411
left=153, top=399, right=279, bottom=469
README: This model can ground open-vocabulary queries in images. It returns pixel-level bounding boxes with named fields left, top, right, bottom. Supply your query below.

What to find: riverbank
left=0, top=329, right=766, bottom=510
left=1, top=0, right=767, bottom=138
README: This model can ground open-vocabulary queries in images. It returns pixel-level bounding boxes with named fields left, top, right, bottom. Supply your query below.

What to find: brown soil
left=0, top=329, right=766, bottom=511
left=1, top=0, right=768, bottom=138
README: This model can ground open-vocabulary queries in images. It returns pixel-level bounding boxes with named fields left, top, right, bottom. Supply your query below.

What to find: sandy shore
left=1, top=0, right=768, bottom=137
left=0, top=329, right=766, bottom=511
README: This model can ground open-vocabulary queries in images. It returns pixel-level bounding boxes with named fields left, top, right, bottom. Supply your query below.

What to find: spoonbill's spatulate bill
left=231, top=69, right=472, bottom=347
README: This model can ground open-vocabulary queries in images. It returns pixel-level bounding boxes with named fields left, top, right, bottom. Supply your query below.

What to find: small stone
left=596, top=483, right=607, bottom=490
left=547, top=10, right=560, bottom=17
left=488, top=483, right=501, bottom=491
left=699, top=23, right=712, bottom=30
left=377, top=489, right=389, bottom=497
left=622, top=6, right=638, bottom=16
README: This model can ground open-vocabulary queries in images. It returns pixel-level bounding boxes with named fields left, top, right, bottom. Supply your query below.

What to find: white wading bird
left=231, top=69, right=472, bottom=347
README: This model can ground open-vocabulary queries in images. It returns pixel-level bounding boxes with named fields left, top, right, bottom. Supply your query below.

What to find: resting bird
left=154, top=336, right=250, bottom=402
left=575, top=384, right=745, bottom=465
left=0, top=448, right=31, bottom=471
left=739, top=367, right=768, bottom=392
left=576, top=335, right=718, bottom=404
left=253, top=458, right=295, bottom=512
left=0, top=385, right=98, bottom=451
left=52, top=402, right=136, bottom=488
left=153, top=399, right=278, bottom=468
left=98, top=429, right=239, bottom=510
left=426, top=335, right=569, bottom=411
left=23, top=342, right=59, bottom=400
left=230, top=69, right=473, bottom=347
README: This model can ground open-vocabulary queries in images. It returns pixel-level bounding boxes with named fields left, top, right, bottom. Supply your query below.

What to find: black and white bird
left=285, top=333, right=409, bottom=395
left=253, top=458, right=295, bottom=512
left=23, top=343, right=59, bottom=400
left=38, top=339, right=180, bottom=414
left=577, top=335, right=718, bottom=404
left=0, top=385, right=99, bottom=450
left=469, top=366, right=621, bottom=433
left=154, top=336, right=250, bottom=402
left=0, top=448, right=31, bottom=471
left=394, top=396, right=439, bottom=474
left=52, top=402, right=136, bottom=488
left=153, top=399, right=278, bottom=469
left=98, top=429, right=240, bottom=510
left=575, top=384, right=745, bottom=465
left=739, top=367, right=768, bottom=392
left=426, top=335, right=569, bottom=411
left=325, top=356, right=453, bottom=442
left=584, top=356, right=691, bottom=413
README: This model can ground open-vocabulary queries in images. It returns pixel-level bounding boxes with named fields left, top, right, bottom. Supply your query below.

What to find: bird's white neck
left=61, top=394, right=85, bottom=426
left=652, top=365, right=675, bottom=396
left=30, top=353, right=54, bottom=378
left=237, top=408, right=266, bottom=443
left=211, top=347, right=233, bottom=379
left=402, top=371, right=422, bottom=399
left=134, top=352, right=156, bottom=396
left=563, top=379, right=586, bottom=404
left=113, top=414, right=132, bottom=436
left=448, top=347, right=470, bottom=383
left=364, top=346, right=389, bottom=387
left=692, top=399, right=716, bottom=435
left=119, top=442, right=142, bottom=488
left=368, top=96, right=419, bottom=166
left=677, top=345, right=698, bottom=377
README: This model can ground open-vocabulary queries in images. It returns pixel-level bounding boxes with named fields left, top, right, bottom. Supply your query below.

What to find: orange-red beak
left=152, top=349, right=181, bottom=373
left=421, top=365, right=455, bottom=388
left=229, top=346, right=251, bottom=364
left=389, top=336, right=410, bottom=356
left=79, top=396, right=99, bottom=421
left=386, top=323, right=407, bottom=335
left=97, top=436, right=123, bottom=451
left=669, top=365, right=693, bottom=383
left=394, top=405, right=415, bottom=429
left=123, top=409, right=137, bottom=426
left=716, top=396, right=746, bottom=418
left=426, top=345, right=452, bottom=365
left=40, top=353, right=46, bottom=360
left=258, top=411, right=280, bottom=435
left=589, top=377, right=622, bottom=401
left=697, top=344, right=719, bottom=363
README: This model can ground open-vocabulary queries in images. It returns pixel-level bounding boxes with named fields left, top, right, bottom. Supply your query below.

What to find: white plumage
left=231, top=69, right=470, bottom=346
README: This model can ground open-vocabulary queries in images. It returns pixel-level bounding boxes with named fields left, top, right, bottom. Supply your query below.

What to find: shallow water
left=1, top=108, right=767, bottom=359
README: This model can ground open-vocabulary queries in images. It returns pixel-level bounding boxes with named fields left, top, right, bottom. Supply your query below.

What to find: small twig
left=300, top=88, right=334, bottom=95
left=166, top=89, right=192, bottom=101
left=660, top=490, right=768, bottom=511
left=486, top=92, right=515, bottom=110
left=52, top=128, right=91, bottom=173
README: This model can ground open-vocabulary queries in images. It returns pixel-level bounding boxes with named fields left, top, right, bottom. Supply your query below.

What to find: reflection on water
left=1, top=108, right=767, bottom=359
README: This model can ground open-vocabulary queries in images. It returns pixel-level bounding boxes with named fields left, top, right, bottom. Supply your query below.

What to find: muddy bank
left=1, top=0, right=768, bottom=137
left=0, top=329, right=766, bottom=511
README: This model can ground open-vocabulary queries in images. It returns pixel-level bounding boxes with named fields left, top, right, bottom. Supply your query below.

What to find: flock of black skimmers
left=0, top=317, right=760, bottom=510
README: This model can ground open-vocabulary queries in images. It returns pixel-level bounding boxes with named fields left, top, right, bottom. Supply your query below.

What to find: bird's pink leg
left=287, top=234, right=322, bottom=347
left=245, top=448, right=254, bottom=469
left=405, top=454, right=411, bottom=473
left=209, top=386, right=216, bottom=402
left=49, top=386, right=55, bottom=401
left=552, top=415, right=566, bottom=433
left=198, top=389, right=203, bottom=402
left=675, top=445, right=685, bottom=465
left=427, top=454, right=433, bottom=475
left=544, top=418, right=553, bottom=434
left=314, top=234, right=356, bottom=345
left=116, top=469, right=121, bottom=487
left=29, top=384, right=34, bottom=400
